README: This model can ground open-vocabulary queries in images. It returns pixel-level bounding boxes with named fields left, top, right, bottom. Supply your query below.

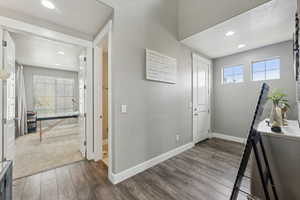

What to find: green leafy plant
left=268, top=90, right=290, bottom=108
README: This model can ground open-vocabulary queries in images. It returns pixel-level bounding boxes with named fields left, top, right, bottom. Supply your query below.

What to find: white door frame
left=0, top=28, right=3, bottom=160
left=93, top=20, right=113, bottom=182
left=0, top=16, right=95, bottom=160
left=192, top=53, right=212, bottom=144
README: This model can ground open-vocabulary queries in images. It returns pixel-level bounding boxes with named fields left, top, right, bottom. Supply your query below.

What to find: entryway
left=192, top=53, right=211, bottom=143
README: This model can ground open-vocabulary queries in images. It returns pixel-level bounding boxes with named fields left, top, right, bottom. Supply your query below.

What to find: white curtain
left=16, top=65, right=27, bottom=137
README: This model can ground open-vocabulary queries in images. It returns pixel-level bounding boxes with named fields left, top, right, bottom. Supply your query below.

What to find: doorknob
left=194, top=113, right=198, bottom=116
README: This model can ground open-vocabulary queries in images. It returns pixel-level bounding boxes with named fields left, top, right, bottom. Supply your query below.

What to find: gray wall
left=177, top=0, right=270, bottom=40
left=111, top=0, right=193, bottom=174
left=212, top=41, right=296, bottom=139
left=23, top=65, right=79, bottom=112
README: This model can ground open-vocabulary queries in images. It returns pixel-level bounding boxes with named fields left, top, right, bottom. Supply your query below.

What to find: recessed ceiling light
left=41, top=0, right=55, bottom=9
left=238, top=44, right=246, bottom=49
left=225, top=31, right=235, bottom=36
left=57, top=51, right=65, bottom=55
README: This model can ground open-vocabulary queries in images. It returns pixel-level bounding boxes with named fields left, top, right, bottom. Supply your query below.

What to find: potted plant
left=268, top=90, right=289, bottom=130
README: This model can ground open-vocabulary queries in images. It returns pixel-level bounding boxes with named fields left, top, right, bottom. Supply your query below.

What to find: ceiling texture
left=182, top=0, right=296, bottom=59
left=0, top=0, right=113, bottom=40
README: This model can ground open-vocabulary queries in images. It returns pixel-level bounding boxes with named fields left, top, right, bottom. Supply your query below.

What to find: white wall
left=177, top=0, right=270, bottom=40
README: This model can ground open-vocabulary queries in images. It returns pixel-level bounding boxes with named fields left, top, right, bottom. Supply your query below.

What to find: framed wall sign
left=146, top=49, right=177, bottom=84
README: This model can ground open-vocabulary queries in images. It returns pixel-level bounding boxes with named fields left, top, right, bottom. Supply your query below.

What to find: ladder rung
left=236, top=188, right=261, bottom=200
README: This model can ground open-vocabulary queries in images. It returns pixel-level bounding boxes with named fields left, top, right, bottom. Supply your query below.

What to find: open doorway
left=2, top=30, right=87, bottom=179
left=93, top=21, right=112, bottom=178
left=102, top=41, right=109, bottom=166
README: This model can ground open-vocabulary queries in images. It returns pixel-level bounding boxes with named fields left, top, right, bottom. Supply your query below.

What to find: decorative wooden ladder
left=230, top=83, right=279, bottom=200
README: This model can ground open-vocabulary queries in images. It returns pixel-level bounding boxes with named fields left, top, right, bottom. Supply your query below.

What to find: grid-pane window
left=33, top=75, right=75, bottom=115
left=223, top=65, right=244, bottom=84
left=252, top=58, right=280, bottom=81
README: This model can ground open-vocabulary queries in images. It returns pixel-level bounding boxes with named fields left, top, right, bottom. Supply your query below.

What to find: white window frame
left=251, top=57, right=281, bottom=81
left=33, top=75, right=76, bottom=115
left=222, top=64, right=244, bottom=84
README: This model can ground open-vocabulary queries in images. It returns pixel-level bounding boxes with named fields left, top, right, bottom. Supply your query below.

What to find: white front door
left=192, top=53, right=211, bottom=143
left=3, top=31, right=16, bottom=161
left=79, top=51, right=87, bottom=158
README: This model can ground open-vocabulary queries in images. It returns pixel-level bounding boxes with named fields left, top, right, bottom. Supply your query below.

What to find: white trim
left=211, top=132, right=246, bottom=144
left=221, top=65, right=245, bottom=85
left=93, top=20, right=112, bottom=46
left=110, top=142, right=194, bottom=185
left=107, top=21, right=113, bottom=182
left=0, top=16, right=92, bottom=48
left=192, top=53, right=212, bottom=143
left=93, top=20, right=113, bottom=181
left=0, top=28, right=3, bottom=160
left=250, top=56, right=281, bottom=82
left=18, top=60, right=79, bottom=72
left=0, top=16, right=94, bottom=162
left=85, top=48, right=94, bottom=160
left=93, top=46, right=103, bottom=161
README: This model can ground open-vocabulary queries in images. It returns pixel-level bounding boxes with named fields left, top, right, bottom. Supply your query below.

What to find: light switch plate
left=121, top=105, right=127, bottom=113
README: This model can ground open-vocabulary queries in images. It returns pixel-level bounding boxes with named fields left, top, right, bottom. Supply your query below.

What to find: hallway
left=13, top=139, right=250, bottom=200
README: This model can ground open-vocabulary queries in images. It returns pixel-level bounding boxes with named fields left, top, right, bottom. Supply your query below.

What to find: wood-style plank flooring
left=13, top=139, right=250, bottom=200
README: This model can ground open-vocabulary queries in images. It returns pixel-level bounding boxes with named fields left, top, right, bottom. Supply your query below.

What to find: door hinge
left=83, top=141, right=87, bottom=146
left=84, top=113, right=87, bottom=118
left=84, top=84, right=87, bottom=89
left=2, top=40, right=7, bottom=47
left=84, top=57, right=87, bottom=62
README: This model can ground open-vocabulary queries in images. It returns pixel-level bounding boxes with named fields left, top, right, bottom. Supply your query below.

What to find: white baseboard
left=110, top=142, right=194, bottom=184
left=212, top=132, right=246, bottom=144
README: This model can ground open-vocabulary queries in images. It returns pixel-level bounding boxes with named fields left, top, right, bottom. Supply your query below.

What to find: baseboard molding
left=110, top=142, right=194, bottom=184
left=212, top=132, right=246, bottom=144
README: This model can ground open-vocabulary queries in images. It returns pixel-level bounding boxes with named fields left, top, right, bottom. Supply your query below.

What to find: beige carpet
left=14, top=123, right=83, bottom=179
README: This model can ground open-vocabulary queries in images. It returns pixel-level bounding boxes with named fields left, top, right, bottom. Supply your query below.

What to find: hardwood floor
left=13, top=138, right=251, bottom=200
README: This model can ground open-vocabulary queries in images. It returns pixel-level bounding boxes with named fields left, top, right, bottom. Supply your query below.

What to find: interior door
left=93, top=46, right=103, bottom=161
left=3, top=31, right=16, bottom=161
left=79, top=51, right=87, bottom=158
left=192, top=53, right=210, bottom=143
